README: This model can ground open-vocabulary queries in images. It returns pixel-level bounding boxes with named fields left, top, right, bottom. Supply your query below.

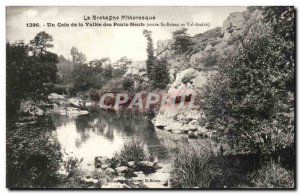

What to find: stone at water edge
left=106, top=167, right=116, bottom=174
left=137, top=161, right=154, bottom=168
left=101, top=163, right=110, bottom=170
left=127, top=161, right=135, bottom=167
left=137, top=161, right=156, bottom=173
left=163, top=180, right=169, bottom=187
left=133, top=171, right=144, bottom=176
left=115, top=166, right=128, bottom=173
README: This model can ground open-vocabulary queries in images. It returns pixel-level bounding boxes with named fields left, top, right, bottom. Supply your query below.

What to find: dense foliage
left=143, top=29, right=170, bottom=89
left=172, top=28, right=193, bottom=54
left=203, top=7, right=294, bottom=155
left=7, top=116, right=62, bottom=188
left=6, top=31, right=63, bottom=188
left=7, top=32, right=58, bottom=122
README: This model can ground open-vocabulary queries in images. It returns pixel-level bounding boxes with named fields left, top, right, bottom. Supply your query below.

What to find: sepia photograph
left=6, top=6, right=295, bottom=189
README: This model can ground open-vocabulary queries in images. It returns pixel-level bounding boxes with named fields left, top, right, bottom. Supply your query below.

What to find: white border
left=1, top=0, right=298, bottom=194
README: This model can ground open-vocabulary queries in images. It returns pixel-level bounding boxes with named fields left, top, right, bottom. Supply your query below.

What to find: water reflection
left=51, top=111, right=169, bottom=171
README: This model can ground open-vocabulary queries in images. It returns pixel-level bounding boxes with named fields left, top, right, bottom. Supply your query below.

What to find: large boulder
left=221, top=12, right=246, bottom=41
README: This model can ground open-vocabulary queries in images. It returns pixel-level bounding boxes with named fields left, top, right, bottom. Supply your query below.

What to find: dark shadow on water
left=51, top=110, right=170, bottom=161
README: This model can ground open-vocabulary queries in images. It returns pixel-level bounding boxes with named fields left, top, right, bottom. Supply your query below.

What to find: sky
left=6, top=6, right=246, bottom=61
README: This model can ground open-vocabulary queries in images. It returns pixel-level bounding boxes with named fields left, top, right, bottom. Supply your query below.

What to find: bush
left=171, top=144, right=214, bottom=188
left=122, top=77, right=134, bottom=90
left=202, top=53, right=220, bottom=68
left=114, top=138, right=149, bottom=163
left=249, top=161, right=294, bottom=188
left=6, top=115, right=62, bottom=188
left=203, top=25, right=294, bottom=154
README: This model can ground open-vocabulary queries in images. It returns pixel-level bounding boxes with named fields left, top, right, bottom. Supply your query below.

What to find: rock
left=163, top=180, right=169, bottom=187
left=154, top=114, right=172, bottom=129
left=48, top=93, right=65, bottom=100
left=133, top=171, right=144, bottom=175
left=138, top=161, right=154, bottom=168
left=187, top=120, right=199, bottom=131
left=127, top=161, right=135, bottom=167
left=106, top=167, right=115, bottom=174
left=164, top=122, right=183, bottom=132
left=101, top=164, right=109, bottom=169
left=56, top=107, right=89, bottom=116
left=95, top=156, right=109, bottom=163
left=82, top=177, right=98, bottom=184
left=115, top=166, right=128, bottom=173
left=188, top=130, right=199, bottom=139
left=221, top=12, right=246, bottom=41
left=137, top=161, right=155, bottom=173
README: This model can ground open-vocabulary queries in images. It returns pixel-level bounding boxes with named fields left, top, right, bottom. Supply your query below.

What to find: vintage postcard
left=6, top=6, right=295, bottom=189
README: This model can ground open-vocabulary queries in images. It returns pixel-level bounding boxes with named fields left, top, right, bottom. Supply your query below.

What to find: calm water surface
left=51, top=111, right=170, bottom=171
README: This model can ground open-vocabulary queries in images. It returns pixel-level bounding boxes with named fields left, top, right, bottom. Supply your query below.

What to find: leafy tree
left=70, top=49, right=113, bottom=94
left=142, top=30, right=170, bottom=89
left=150, top=59, right=170, bottom=89
left=143, top=29, right=155, bottom=79
left=7, top=32, right=58, bottom=121
left=71, top=47, right=87, bottom=66
left=29, top=31, right=54, bottom=54
left=172, top=28, right=193, bottom=54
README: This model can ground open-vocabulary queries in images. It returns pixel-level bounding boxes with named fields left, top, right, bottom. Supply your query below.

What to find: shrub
left=203, top=24, right=294, bottom=154
left=122, top=77, right=134, bottom=90
left=249, top=161, right=294, bottom=188
left=171, top=144, right=214, bottom=188
left=114, top=138, right=149, bottom=163
left=6, top=115, right=62, bottom=188
left=202, top=53, right=220, bottom=68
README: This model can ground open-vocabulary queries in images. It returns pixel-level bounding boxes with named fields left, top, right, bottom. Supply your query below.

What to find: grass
left=248, top=160, right=294, bottom=188
left=171, top=144, right=214, bottom=188
left=114, top=138, right=150, bottom=163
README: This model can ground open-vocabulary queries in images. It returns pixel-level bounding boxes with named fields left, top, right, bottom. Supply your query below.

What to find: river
left=50, top=110, right=172, bottom=187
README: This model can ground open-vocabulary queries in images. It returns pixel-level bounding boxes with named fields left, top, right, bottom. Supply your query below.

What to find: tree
left=172, top=28, right=193, bottom=54
left=71, top=47, right=87, bottom=66
left=29, top=31, right=54, bottom=54
left=143, top=29, right=155, bottom=79
left=7, top=31, right=58, bottom=121
left=150, top=59, right=170, bottom=89
left=142, top=29, right=170, bottom=89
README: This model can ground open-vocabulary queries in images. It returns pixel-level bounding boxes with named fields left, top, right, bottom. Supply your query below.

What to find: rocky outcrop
left=221, top=12, right=246, bottom=41
left=152, top=67, right=217, bottom=139
left=19, top=100, right=44, bottom=116
left=48, top=93, right=65, bottom=100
